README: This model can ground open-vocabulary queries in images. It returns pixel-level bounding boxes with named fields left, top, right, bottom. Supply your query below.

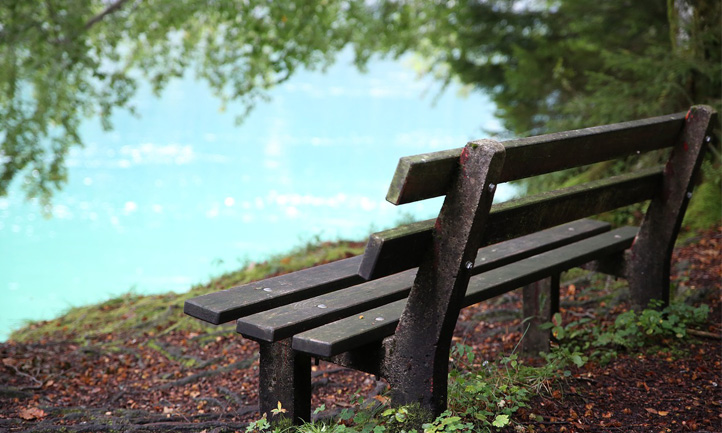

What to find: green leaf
left=571, top=354, right=584, bottom=367
left=492, top=414, right=510, bottom=427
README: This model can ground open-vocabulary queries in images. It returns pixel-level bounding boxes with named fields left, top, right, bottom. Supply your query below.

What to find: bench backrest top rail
left=387, top=112, right=685, bottom=205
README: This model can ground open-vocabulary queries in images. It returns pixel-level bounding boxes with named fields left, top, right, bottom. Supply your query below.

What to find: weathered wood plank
left=463, top=226, right=638, bottom=305
left=387, top=112, right=684, bottom=204
left=236, top=269, right=417, bottom=342
left=386, top=148, right=464, bottom=206
left=292, top=300, right=405, bottom=357
left=184, top=255, right=365, bottom=324
left=241, top=219, right=608, bottom=344
left=361, top=218, right=609, bottom=280
left=469, top=219, right=609, bottom=272
left=293, top=227, right=637, bottom=357
left=359, top=219, right=433, bottom=280
left=361, top=168, right=661, bottom=279
left=187, top=219, right=608, bottom=325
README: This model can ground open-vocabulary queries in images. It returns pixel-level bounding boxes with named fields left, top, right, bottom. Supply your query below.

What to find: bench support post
left=628, top=105, right=716, bottom=309
left=258, top=340, right=311, bottom=424
left=386, top=141, right=506, bottom=416
left=521, top=274, right=559, bottom=355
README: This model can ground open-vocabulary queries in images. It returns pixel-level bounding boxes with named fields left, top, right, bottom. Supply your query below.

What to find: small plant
left=545, top=302, right=711, bottom=364
left=422, top=411, right=474, bottom=432
left=246, top=413, right=272, bottom=433
left=446, top=342, right=582, bottom=432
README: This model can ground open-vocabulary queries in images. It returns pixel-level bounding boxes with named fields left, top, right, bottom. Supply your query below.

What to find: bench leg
left=258, top=340, right=311, bottom=425
left=628, top=105, right=715, bottom=309
left=521, top=274, right=559, bottom=356
left=387, top=142, right=506, bottom=417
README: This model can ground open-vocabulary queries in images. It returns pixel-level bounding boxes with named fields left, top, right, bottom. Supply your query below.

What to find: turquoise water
left=0, top=53, right=511, bottom=340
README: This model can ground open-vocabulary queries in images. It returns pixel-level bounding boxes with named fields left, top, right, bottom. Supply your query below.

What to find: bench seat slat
left=362, top=167, right=661, bottom=279
left=293, top=300, right=406, bottom=357
left=237, top=269, right=417, bottom=342
left=293, top=226, right=637, bottom=357
left=185, top=219, right=608, bottom=325
left=237, top=219, right=609, bottom=342
left=463, top=226, right=637, bottom=305
left=388, top=112, right=684, bottom=204
left=184, top=255, right=365, bottom=324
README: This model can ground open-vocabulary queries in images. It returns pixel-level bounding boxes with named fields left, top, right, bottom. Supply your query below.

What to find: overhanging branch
left=84, top=0, right=133, bottom=31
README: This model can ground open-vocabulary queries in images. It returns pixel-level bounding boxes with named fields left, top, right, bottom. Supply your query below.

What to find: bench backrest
left=361, top=107, right=717, bottom=282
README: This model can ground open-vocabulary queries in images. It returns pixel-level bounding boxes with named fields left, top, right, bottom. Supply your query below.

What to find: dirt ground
left=1, top=227, right=720, bottom=433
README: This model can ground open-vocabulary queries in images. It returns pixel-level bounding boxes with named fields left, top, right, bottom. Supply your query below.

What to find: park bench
left=184, top=105, right=716, bottom=424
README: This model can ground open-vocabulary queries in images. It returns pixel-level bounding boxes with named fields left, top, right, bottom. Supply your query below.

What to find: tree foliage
left=371, top=0, right=721, bottom=223
left=372, top=0, right=720, bottom=134
left=1, top=0, right=720, bottom=210
left=0, top=0, right=377, bottom=204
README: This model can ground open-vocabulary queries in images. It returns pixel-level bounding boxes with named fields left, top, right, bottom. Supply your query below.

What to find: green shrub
left=545, top=302, right=710, bottom=364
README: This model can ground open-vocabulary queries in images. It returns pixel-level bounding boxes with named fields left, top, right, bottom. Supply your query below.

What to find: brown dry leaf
left=373, top=395, right=390, bottom=405
left=645, top=408, right=658, bottom=415
left=18, top=407, right=46, bottom=420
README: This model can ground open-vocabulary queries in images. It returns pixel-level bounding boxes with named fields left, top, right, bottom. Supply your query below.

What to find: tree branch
left=84, top=0, right=133, bottom=31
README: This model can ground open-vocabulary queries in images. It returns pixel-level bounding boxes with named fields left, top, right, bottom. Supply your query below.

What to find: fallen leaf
left=645, top=408, right=658, bottom=415
left=373, top=395, right=390, bottom=405
left=18, top=407, right=46, bottom=420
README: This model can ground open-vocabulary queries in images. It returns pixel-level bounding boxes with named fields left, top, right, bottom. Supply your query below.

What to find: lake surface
left=0, top=52, right=512, bottom=340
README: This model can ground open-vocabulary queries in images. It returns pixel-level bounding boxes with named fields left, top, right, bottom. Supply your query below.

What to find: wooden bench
left=184, top=106, right=716, bottom=424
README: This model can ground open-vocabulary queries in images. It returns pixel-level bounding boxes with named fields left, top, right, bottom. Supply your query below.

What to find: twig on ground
left=687, top=328, right=721, bottom=339
left=155, top=355, right=258, bottom=390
